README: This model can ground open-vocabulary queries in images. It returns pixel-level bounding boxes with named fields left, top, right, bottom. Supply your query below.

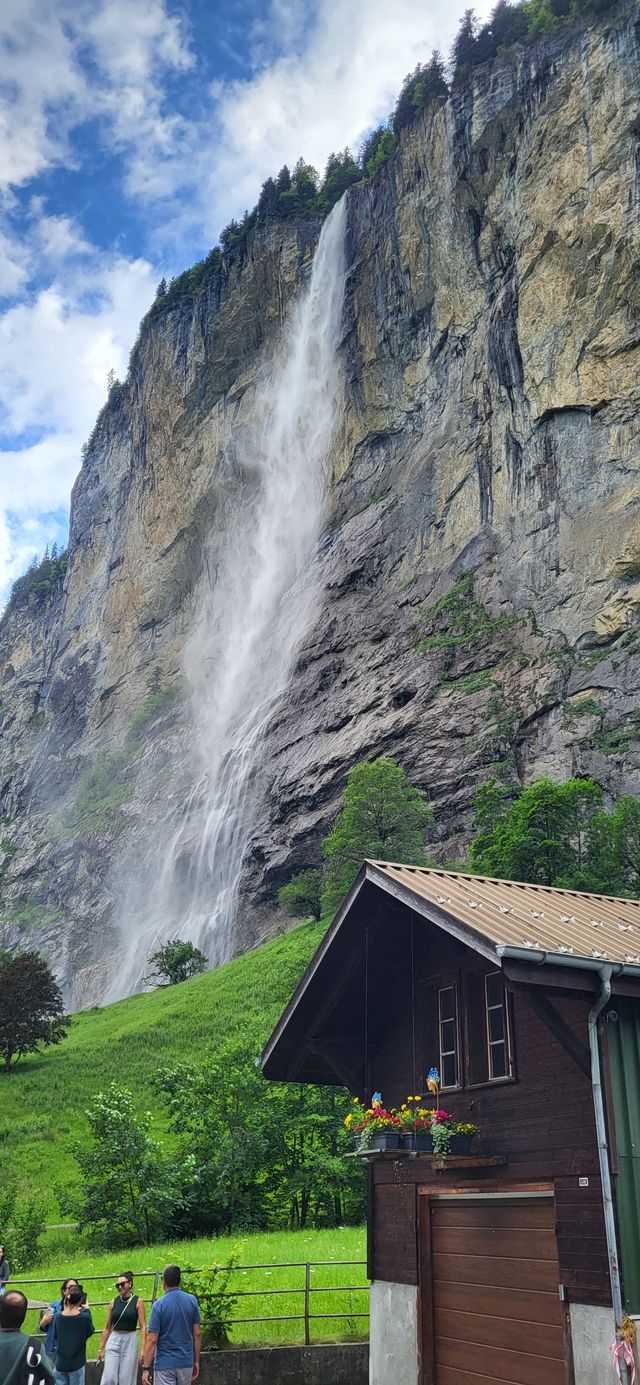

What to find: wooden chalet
left=261, top=861, right=640, bottom=1385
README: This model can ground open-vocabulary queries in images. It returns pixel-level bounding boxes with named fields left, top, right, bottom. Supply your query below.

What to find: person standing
left=142, top=1266, right=200, bottom=1385
left=52, top=1286, right=94, bottom=1385
left=0, top=1246, right=10, bottom=1294
left=39, top=1281, right=80, bottom=1365
left=0, top=1289, right=55, bottom=1385
left=97, top=1272, right=146, bottom=1385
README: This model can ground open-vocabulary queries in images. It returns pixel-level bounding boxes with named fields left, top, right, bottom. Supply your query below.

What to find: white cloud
left=0, top=243, right=156, bottom=596
left=0, top=0, right=498, bottom=604
left=148, top=0, right=495, bottom=245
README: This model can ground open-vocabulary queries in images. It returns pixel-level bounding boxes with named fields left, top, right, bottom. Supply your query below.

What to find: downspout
left=589, top=964, right=629, bottom=1385
left=496, top=946, right=633, bottom=1381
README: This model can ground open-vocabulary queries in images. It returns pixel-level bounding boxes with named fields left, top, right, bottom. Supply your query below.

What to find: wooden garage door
left=425, top=1195, right=566, bottom=1385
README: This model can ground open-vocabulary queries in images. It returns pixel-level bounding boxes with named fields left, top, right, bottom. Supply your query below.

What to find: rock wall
left=2, top=8, right=640, bottom=1002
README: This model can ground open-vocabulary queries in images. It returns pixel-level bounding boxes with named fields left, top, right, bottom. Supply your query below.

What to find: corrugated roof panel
left=367, top=861, right=640, bottom=966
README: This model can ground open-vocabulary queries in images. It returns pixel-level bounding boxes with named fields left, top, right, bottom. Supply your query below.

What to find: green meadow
left=2, top=918, right=327, bottom=1208
left=13, top=1226, right=368, bottom=1348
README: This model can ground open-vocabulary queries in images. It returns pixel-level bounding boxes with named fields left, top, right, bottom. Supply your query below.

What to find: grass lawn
left=13, top=1226, right=368, bottom=1348
left=2, top=918, right=327, bottom=1209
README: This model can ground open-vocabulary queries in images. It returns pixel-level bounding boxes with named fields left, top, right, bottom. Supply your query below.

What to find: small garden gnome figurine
left=426, top=1067, right=440, bottom=1096
left=371, top=1091, right=383, bottom=1108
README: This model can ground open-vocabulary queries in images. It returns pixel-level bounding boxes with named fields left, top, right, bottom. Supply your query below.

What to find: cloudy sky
left=0, top=0, right=493, bottom=601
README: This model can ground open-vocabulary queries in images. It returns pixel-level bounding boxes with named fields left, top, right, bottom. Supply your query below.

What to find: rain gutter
left=497, top=945, right=634, bottom=1383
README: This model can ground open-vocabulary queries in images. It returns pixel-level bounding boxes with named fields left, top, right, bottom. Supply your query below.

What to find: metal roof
left=367, top=861, right=640, bottom=967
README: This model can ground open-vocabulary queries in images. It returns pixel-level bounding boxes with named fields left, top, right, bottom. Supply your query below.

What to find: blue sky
left=0, top=0, right=493, bottom=600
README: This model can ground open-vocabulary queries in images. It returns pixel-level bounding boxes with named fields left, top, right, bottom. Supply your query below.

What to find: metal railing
left=13, top=1259, right=369, bottom=1348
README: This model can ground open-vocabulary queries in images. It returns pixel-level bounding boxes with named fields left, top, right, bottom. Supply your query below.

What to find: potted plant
left=345, top=1095, right=404, bottom=1151
left=430, top=1111, right=478, bottom=1156
left=399, top=1097, right=433, bottom=1151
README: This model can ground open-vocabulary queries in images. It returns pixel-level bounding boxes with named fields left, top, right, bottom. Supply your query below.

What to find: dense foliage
left=451, top=0, right=619, bottom=78
left=65, top=1082, right=190, bottom=1246
left=0, top=950, right=67, bottom=1072
left=146, top=939, right=208, bottom=986
left=470, top=776, right=640, bottom=893
left=278, top=870, right=322, bottom=922
left=0, top=1183, right=46, bottom=1271
left=321, top=758, right=433, bottom=915
left=3, top=545, right=67, bottom=623
left=181, top=1257, right=240, bottom=1349
left=157, top=1043, right=364, bottom=1235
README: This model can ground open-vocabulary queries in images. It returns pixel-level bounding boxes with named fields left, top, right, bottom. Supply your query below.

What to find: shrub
left=182, top=1250, right=241, bottom=1348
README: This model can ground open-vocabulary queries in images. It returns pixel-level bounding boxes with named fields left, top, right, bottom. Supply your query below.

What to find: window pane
left=489, top=1007, right=505, bottom=1043
left=443, top=1052, right=457, bottom=1087
left=438, top=985, right=459, bottom=1087
left=486, top=972, right=502, bottom=1007
left=490, top=1043, right=507, bottom=1079
left=439, top=988, right=454, bottom=1020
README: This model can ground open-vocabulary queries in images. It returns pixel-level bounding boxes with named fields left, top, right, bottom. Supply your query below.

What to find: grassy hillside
left=2, top=918, right=327, bottom=1210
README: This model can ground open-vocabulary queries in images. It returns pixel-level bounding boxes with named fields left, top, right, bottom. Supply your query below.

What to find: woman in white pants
left=98, top=1272, right=146, bottom=1385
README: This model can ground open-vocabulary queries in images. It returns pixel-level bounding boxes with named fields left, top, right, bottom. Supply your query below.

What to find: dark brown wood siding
left=365, top=919, right=610, bottom=1305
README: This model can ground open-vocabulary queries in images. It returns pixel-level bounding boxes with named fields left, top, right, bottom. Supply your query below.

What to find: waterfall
left=107, top=195, right=347, bottom=997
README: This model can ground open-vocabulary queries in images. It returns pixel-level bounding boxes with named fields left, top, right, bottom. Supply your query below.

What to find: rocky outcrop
left=2, top=7, right=640, bottom=1002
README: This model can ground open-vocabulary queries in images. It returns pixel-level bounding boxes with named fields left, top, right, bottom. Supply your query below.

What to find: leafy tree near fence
left=65, top=1082, right=193, bottom=1246
left=0, top=950, right=67, bottom=1072
left=182, top=1251, right=241, bottom=1348
left=156, top=1039, right=366, bottom=1236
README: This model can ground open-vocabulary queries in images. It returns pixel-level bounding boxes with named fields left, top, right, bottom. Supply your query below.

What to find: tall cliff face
left=2, top=9, right=640, bottom=1004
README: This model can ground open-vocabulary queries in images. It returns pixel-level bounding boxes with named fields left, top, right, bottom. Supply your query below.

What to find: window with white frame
left=438, top=984, right=460, bottom=1089
left=485, top=971, right=512, bottom=1080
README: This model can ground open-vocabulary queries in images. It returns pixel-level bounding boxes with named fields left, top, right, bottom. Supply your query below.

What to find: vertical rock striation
left=1, top=9, right=640, bottom=1001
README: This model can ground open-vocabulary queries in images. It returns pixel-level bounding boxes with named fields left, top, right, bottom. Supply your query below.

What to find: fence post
left=304, top=1263, right=311, bottom=1346
left=151, top=1273, right=160, bottom=1305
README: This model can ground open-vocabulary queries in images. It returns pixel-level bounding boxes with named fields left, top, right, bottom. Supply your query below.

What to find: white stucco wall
left=570, top=1303, right=616, bottom=1385
left=369, top=1281, right=418, bottom=1385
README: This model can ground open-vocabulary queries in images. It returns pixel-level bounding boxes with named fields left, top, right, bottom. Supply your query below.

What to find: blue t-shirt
left=148, top=1289, right=200, bottom=1368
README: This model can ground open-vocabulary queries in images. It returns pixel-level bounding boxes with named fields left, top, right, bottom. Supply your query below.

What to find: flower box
left=449, top=1133, right=474, bottom=1155
left=366, top=1132, right=404, bottom=1152
left=412, top=1131, right=434, bottom=1152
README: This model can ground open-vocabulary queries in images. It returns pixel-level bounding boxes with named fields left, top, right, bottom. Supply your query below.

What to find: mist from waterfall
left=107, top=196, right=347, bottom=998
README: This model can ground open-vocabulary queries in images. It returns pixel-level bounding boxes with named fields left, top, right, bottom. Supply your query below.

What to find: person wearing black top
left=0, top=1246, right=10, bottom=1294
left=98, top=1273, right=146, bottom=1385
left=52, top=1286, right=94, bottom=1385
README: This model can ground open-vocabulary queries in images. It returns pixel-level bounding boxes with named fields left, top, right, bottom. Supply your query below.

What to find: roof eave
left=497, top=943, right=640, bottom=980
left=259, top=862, right=371, bottom=1072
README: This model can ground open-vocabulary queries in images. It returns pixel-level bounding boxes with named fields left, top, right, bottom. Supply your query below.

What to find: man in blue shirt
left=142, top=1266, right=200, bottom=1385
